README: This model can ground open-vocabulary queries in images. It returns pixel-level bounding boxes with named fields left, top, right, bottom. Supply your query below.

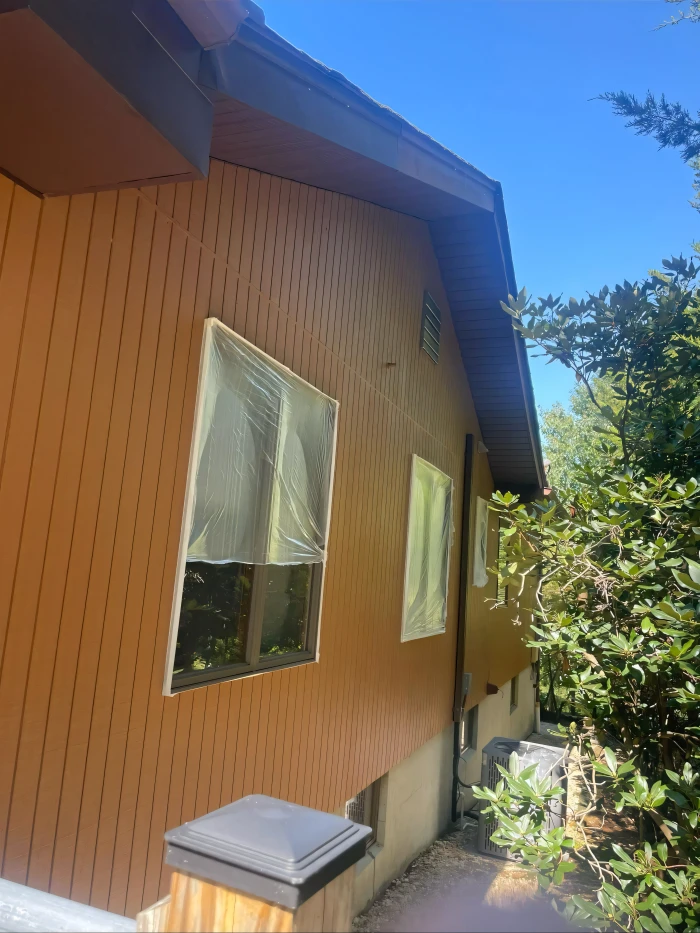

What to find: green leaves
left=490, top=257, right=700, bottom=933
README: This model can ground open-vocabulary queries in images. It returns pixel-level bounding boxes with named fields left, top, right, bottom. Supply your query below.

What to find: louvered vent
left=420, top=291, right=441, bottom=363
left=345, top=788, right=367, bottom=825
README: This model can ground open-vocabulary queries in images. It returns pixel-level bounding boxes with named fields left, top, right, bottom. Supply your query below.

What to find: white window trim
left=162, top=318, right=339, bottom=696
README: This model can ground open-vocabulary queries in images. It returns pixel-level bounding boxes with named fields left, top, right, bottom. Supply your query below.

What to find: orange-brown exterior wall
left=0, top=158, right=529, bottom=916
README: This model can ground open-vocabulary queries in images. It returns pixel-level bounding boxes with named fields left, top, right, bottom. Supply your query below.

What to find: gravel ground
left=353, top=728, right=598, bottom=933
left=352, top=819, right=578, bottom=933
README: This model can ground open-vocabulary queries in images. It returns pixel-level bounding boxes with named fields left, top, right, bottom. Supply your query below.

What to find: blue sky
left=261, top=0, right=698, bottom=410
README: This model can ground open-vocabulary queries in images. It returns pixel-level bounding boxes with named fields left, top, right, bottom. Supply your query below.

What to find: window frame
left=163, top=320, right=338, bottom=695
left=460, top=704, right=479, bottom=754
left=170, top=563, right=325, bottom=690
left=510, top=675, right=519, bottom=712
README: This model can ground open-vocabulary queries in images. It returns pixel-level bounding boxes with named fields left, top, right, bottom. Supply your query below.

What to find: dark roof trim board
left=201, top=19, right=496, bottom=217
left=0, top=0, right=212, bottom=194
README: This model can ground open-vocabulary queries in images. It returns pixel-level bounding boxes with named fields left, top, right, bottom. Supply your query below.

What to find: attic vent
left=420, top=292, right=441, bottom=363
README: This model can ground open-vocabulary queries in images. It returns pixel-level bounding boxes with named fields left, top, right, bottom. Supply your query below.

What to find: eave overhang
left=198, top=19, right=544, bottom=493
left=0, top=0, right=542, bottom=492
left=0, top=0, right=213, bottom=196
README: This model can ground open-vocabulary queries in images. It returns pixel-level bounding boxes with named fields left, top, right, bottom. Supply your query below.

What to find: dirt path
left=352, top=820, right=583, bottom=932
left=353, top=727, right=600, bottom=932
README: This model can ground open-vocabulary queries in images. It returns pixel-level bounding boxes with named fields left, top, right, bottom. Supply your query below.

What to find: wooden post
left=136, top=795, right=369, bottom=933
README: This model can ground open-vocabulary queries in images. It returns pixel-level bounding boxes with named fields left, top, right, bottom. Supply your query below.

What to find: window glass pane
left=259, top=564, right=312, bottom=658
left=401, top=455, right=453, bottom=641
left=187, top=319, right=337, bottom=566
left=468, top=706, right=478, bottom=749
left=173, top=562, right=253, bottom=679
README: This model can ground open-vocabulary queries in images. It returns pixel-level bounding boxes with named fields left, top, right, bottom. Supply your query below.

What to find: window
left=460, top=704, right=479, bottom=753
left=165, top=319, right=338, bottom=692
left=510, top=675, right=519, bottom=712
left=401, top=455, right=453, bottom=642
left=472, top=497, right=489, bottom=588
left=497, top=518, right=509, bottom=605
left=346, top=779, right=381, bottom=849
left=420, top=291, right=441, bottom=363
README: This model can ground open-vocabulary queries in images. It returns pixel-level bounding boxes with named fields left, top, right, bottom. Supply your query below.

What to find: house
left=0, top=0, right=544, bottom=921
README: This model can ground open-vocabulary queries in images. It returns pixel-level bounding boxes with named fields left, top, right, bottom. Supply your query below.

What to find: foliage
left=659, top=0, right=700, bottom=27
left=474, top=742, right=700, bottom=932
left=479, top=258, right=700, bottom=930
left=602, top=1, right=699, bottom=214
left=600, top=91, right=700, bottom=165
left=539, top=378, right=620, bottom=491
left=692, top=157, right=700, bottom=216
left=509, top=257, right=700, bottom=476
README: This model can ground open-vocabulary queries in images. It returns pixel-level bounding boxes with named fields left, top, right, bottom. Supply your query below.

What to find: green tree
left=601, top=0, right=699, bottom=214
left=540, top=378, right=620, bottom=491
left=474, top=258, right=700, bottom=932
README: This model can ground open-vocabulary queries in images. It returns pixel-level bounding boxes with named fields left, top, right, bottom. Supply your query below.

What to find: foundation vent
left=345, top=788, right=368, bottom=826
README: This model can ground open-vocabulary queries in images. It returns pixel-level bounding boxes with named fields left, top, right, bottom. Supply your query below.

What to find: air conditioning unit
left=477, top=737, right=567, bottom=860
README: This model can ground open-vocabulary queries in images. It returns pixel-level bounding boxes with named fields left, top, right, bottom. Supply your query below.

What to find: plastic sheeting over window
left=401, top=455, right=453, bottom=642
left=186, top=319, right=337, bottom=566
left=473, top=496, right=489, bottom=587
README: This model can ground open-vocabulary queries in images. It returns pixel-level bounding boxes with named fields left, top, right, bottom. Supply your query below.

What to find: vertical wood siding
left=0, top=161, right=526, bottom=916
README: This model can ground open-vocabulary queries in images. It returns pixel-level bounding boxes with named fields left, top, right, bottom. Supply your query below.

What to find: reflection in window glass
left=174, top=562, right=253, bottom=679
left=259, top=564, right=312, bottom=658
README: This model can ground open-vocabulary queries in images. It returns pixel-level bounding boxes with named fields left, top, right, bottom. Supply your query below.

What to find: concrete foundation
left=352, top=663, right=535, bottom=916
left=457, top=664, right=536, bottom=800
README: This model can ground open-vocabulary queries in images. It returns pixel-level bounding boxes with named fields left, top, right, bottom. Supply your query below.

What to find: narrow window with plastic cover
left=165, top=319, right=338, bottom=692
left=401, top=455, right=453, bottom=642
left=472, top=497, right=489, bottom=588
left=497, top=518, right=509, bottom=605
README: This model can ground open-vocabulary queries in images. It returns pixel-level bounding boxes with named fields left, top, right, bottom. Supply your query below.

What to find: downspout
left=451, top=434, right=474, bottom=823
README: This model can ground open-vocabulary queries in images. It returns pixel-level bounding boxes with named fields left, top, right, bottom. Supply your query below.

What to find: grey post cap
left=164, top=795, right=371, bottom=909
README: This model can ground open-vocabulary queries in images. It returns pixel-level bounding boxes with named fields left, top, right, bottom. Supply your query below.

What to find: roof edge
left=493, top=187, right=545, bottom=490
left=203, top=17, right=500, bottom=214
